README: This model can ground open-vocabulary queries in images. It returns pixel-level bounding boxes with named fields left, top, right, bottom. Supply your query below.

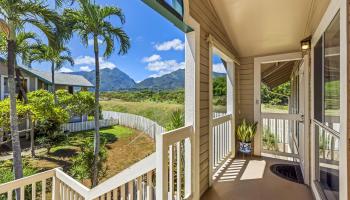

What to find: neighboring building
left=0, top=61, right=94, bottom=100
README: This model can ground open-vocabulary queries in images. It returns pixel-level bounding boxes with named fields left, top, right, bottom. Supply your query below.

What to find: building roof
left=0, top=57, right=93, bottom=87
left=261, top=61, right=298, bottom=89
left=18, top=66, right=94, bottom=88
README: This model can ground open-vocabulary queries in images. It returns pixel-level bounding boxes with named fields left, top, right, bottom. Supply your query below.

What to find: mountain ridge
left=67, top=68, right=226, bottom=91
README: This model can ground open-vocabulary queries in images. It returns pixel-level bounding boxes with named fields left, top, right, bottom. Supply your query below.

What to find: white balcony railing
left=314, top=119, right=339, bottom=165
left=211, top=114, right=233, bottom=175
left=0, top=125, right=194, bottom=200
left=261, top=113, right=302, bottom=158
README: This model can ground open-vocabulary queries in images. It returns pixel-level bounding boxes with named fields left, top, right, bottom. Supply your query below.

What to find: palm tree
left=0, top=0, right=61, bottom=194
left=29, top=44, right=74, bottom=102
left=0, top=31, right=42, bottom=157
left=64, top=0, right=130, bottom=186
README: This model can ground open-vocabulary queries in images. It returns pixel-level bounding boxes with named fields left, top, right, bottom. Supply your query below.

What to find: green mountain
left=137, top=69, right=185, bottom=90
left=137, top=69, right=226, bottom=90
left=68, top=68, right=136, bottom=91
left=69, top=68, right=226, bottom=91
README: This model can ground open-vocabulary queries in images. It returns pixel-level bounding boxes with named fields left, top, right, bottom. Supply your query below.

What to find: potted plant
left=236, top=119, right=258, bottom=153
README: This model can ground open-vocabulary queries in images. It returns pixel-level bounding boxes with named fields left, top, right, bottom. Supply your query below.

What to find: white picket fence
left=61, top=111, right=165, bottom=140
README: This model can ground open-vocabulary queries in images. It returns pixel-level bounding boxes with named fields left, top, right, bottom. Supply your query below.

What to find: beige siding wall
left=0, top=63, right=37, bottom=96
left=189, top=0, right=238, bottom=195
left=236, top=57, right=254, bottom=122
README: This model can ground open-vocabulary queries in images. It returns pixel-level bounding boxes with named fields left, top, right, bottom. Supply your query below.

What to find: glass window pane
left=323, top=12, right=340, bottom=132
left=314, top=38, right=323, bottom=122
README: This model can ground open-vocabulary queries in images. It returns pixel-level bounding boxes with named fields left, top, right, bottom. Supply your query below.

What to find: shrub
left=69, top=138, right=107, bottom=186
left=166, top=109, right=185, bottom=131
left=262, top=129, right=278, bottom=151
left=36, top=131, right=67, bottom=153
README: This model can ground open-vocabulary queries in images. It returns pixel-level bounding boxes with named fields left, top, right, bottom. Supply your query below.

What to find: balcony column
left=226, top=62, right=236, bottom=158
left=184, top=14, right=200, bottom=200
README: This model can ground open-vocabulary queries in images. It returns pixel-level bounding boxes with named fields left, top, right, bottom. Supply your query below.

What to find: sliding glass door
left=313, top=12, right=340, bottom=200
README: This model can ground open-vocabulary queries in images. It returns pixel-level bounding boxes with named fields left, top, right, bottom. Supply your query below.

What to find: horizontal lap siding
left=236, top=57, right=254, bottom=122
left=189, top=0, right=237, bottom=195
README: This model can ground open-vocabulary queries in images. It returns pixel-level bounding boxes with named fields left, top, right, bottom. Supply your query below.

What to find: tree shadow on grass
left=102, top=133, right=118, bottom=144
left=36, top=156, right=72, bottom=172
left=49, top=148, right=78, bottom=158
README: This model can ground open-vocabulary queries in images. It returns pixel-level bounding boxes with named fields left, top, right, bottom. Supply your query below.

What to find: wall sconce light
left=300, top=36, right=312, bottom=52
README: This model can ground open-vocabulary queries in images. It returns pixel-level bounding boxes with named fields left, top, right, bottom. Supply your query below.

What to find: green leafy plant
left=69, top=138, right=108, bottom=186
left=36, top=131, right=67, bottom=153
left=236, top=119, right=258, bottom=143
left=166, top=109, right=185, bottom=131
left=262, top=128, right=278, bottom=151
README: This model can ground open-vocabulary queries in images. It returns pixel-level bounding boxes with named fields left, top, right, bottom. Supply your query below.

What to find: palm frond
left=99, top=6, right=125, bottom=24
left=0, top=19, right=9, bottom=36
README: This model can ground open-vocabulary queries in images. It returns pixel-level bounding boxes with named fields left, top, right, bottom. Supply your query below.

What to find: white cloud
left=146, top=60, right=185, bottom=77
left=74, top=56, right=116, bottom=70
left=213, top=63, right=226, bottom=73
left=88, top=39, right=103, bottom=46
left=142, top=54, right=161, bottom=63
left=80, top=66, right=92, bottom=72
left=59, top=67, right=73, bottom=73
left=154, top=39, right=184, bottom=51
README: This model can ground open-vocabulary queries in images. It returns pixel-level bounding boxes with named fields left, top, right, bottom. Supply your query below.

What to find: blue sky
left=29, top=0, right=225, bottom=82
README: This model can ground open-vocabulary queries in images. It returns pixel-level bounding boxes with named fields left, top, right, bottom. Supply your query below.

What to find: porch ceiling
left=210, top=0, right=330, bottom=57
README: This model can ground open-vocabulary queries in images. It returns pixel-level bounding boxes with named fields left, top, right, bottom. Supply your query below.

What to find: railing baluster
left=176, top=142, right=181, bottom=200
left=120, top=184, right=126, bottom=200
left=137, top=176, right=142, bottom=200
left=113, top=188, right=118, bottom=200
left=169, top=145, right=174, bottom=199
left=32, top=181, right=36, bottom=199
left=42, top=179, right=46, bottom=200
left=107, top=191, right=111, bottom=200
left=147, top=171, right=153, bottom=200
left=128, top=181, right=134, bottom=200
left=7, top=190, right=12, bottom=200
left=20, top=186, right=25, bottom=200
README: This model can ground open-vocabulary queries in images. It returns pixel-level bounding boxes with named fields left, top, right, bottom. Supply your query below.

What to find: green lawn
left=261, top=104, right=288, bottom=113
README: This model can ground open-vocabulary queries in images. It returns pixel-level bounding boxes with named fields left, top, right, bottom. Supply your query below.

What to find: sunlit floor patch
left=240, top=160, right=266, bottom=180
left=214, top=159, right=246, bottom=182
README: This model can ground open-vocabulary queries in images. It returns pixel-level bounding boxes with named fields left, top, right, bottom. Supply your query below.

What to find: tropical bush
left=36, top=131, right=67, bottom=153
left=0, top=98, right=30, bottom=132
left=262, top=128, right=278, bottom=151
left=236, top=119, right=258, bottom=143
left=70, top=138, right=107, bottom=186
left=166, top=109, right=185, bottom=131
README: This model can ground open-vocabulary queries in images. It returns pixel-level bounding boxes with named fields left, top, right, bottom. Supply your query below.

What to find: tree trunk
left=15, top=68, right=35, bottom=157
left=8, top=21, right=23, bottom=200
left=92, top=35, right=100, bottom=187
left=51, top=61, right=57, bottom=103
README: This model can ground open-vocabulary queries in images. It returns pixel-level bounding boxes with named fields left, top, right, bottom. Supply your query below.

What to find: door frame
left=253, top=52, right=303, bottom=156
left=207, top=36, right=236, bottom=186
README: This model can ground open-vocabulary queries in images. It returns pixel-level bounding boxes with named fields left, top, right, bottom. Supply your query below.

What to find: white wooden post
left=156, top=133, right=168, bottom=200
left=226, top=62, right=235, bottom=158
left=184, top=23, right=200, bottom=198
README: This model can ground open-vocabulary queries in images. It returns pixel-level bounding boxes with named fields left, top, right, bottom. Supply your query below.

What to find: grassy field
left=101, top=99, right=230, bottom=126
left=0, top=126, right=155, bottom=186
left=100, top=99, right=184, bottom=127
